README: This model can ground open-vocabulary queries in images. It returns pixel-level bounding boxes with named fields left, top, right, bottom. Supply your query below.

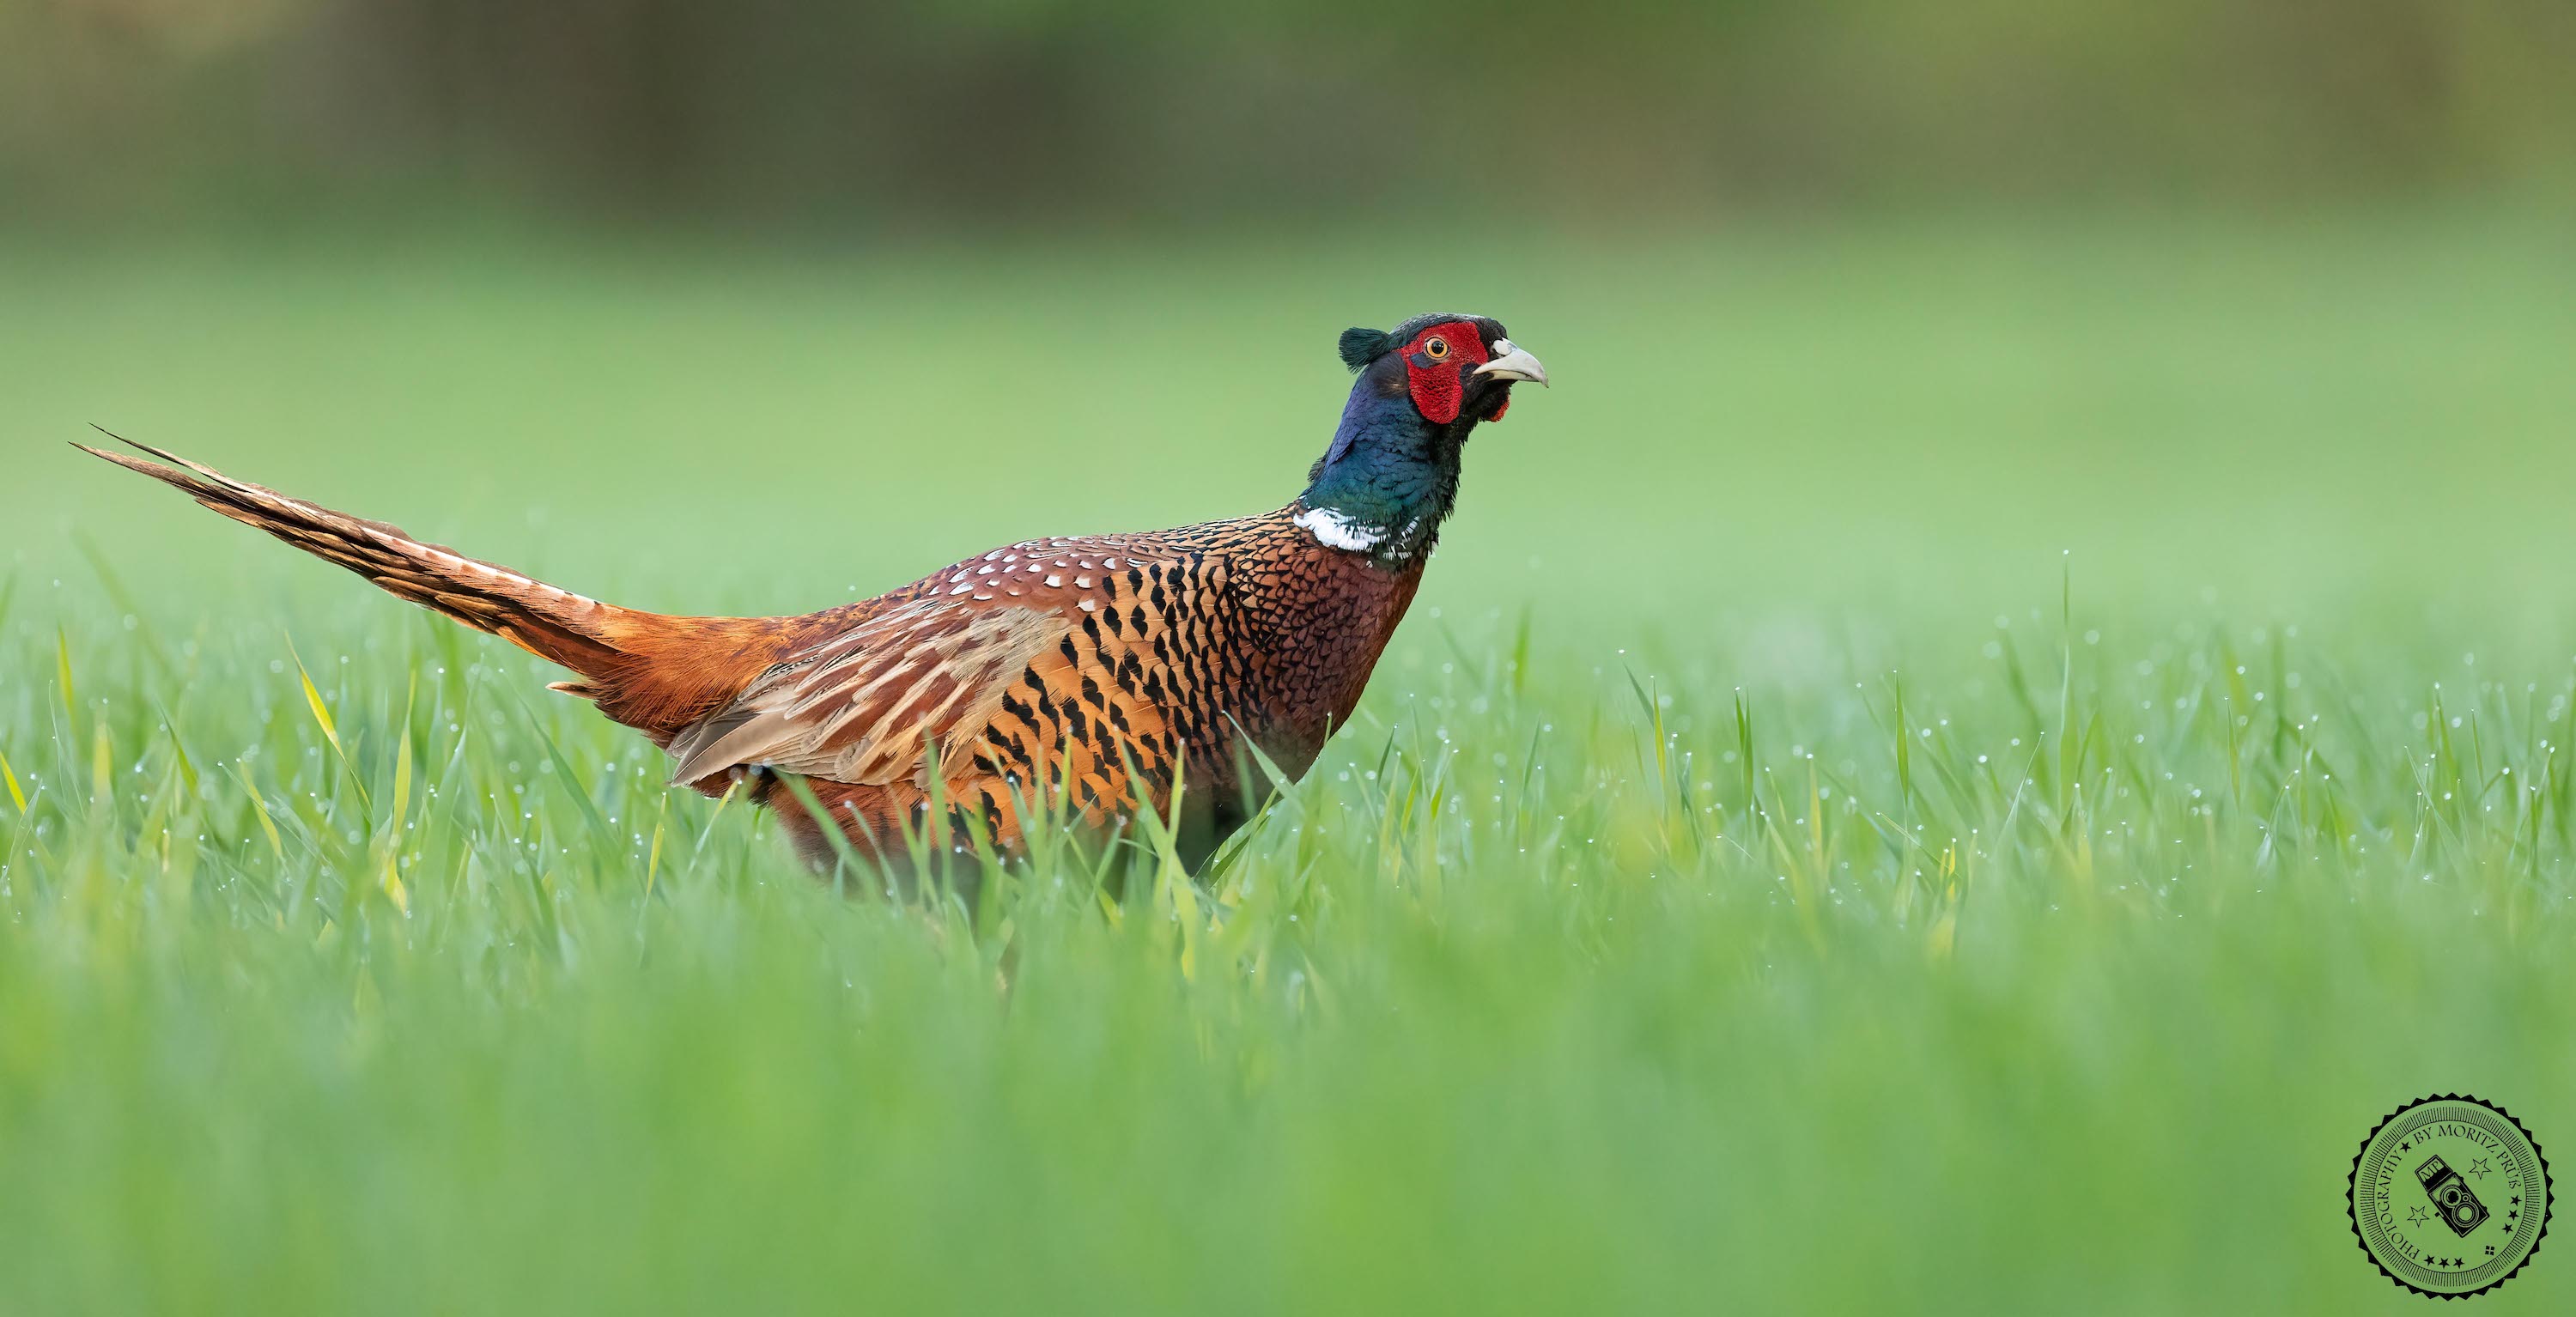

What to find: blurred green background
left=7, top=3, right=2576, bottom=1314
left=6, top=0, right=2574, bottom=614
left=7, top=0, right=2574, bottom=225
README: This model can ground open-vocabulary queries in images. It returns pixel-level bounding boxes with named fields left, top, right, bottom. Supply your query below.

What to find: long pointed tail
left=81, top=433, right=838, bottom=759
left=80, top=430, right=647, bottom=679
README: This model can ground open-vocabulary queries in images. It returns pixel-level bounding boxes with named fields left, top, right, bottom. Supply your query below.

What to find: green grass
left=3, top=211, right=2575, bottom=1313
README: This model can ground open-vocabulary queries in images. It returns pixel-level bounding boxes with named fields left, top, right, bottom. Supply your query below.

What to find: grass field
left=3, top=210, right=2574, bottom=1313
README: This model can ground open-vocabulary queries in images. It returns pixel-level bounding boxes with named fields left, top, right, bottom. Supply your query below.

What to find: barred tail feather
left=78, top=430, right=645, bottom=680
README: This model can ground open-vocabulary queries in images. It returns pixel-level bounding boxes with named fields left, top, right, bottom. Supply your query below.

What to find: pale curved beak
left=1473, top=338, right=1548, bottom=386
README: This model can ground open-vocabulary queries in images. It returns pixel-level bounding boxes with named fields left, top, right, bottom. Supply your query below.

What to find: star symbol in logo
left=2408, top=1205, right=2432, bottom=1226
left=2469, top=1156, right=2493, bottom=1179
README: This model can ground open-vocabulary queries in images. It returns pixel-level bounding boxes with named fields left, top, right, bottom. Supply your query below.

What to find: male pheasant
left=84, top=314, right=1546, bottom=873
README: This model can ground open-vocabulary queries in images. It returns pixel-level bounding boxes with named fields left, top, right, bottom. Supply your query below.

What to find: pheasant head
left=1297, top=313, right=1546, bottom=563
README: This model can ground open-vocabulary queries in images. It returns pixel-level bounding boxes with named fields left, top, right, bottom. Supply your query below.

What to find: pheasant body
left=708, top=509, right=1426, bottom=867
left=84, top=313, right=1544, bottom=875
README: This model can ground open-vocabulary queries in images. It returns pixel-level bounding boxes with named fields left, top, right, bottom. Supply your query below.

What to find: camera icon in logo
left=2417, top=1155, right=2491, bottom=1238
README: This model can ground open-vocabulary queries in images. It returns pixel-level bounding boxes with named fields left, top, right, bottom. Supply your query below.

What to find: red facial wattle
left=1400, top=319, right=1491, bottom=425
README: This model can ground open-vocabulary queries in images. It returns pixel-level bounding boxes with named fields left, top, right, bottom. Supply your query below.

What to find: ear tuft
left=1337, top=326, right=1391, bottom=373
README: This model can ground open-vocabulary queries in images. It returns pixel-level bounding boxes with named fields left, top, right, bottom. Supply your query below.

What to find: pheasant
left=84, top=313, right=1546, bottom=874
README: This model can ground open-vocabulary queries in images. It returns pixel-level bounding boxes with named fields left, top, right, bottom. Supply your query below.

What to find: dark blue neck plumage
left=1297, top=373, right=1464, bottom=563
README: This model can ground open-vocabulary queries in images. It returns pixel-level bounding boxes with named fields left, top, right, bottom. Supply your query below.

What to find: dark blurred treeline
left=7, top=0, right=2570, bottom=227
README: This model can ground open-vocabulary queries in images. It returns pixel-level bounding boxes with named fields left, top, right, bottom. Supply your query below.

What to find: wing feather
left=667, top=598, right=1066, bottom=786
left=668, top=543, right=1198, bottom=842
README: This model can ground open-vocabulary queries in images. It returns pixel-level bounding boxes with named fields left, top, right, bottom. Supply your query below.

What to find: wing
left=665, top=543, right=1203, bottom=819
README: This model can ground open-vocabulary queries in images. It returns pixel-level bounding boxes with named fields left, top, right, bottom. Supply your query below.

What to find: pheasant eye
left=1423, top=337, right=1449, bottom=360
